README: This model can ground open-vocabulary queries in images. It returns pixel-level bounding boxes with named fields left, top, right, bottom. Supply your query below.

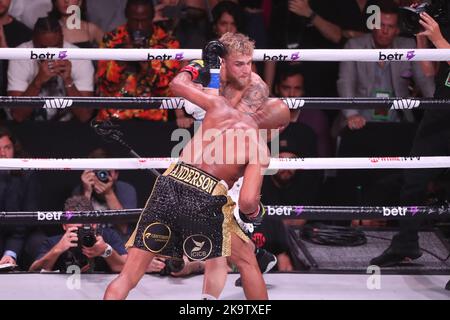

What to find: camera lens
left=78, top=225, right=97, bottom=248
left=95, top=170, right=109, bottom=183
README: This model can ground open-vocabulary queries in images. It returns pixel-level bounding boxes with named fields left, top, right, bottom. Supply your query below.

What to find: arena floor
left=1, top=273, right=449, bottom=300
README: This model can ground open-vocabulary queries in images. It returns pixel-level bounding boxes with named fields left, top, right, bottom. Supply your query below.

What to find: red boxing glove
left=179, top=60, right=211, bottom=87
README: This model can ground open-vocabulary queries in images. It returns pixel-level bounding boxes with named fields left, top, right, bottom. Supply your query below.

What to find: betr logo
left=263, top=54, right=288, bottom=61
left=266, top=206, right=292, bottom=216
left=37, top=212, right=63, bottom=221
left=382, top=207, right=407, bottom=217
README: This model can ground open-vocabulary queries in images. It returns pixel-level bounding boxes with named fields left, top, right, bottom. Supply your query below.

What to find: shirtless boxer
left=181, top=33, right=290, bottom=299
left=104, top=33, right=285, bottom=300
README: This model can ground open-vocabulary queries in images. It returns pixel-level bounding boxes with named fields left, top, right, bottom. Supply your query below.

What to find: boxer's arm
left=170, top=72, right=223, bottom=112
left=238, top=163, right=264, bottom=215
left=238, top=142, right=270, bottom=215
left=271, top=99, right=291, bottom=132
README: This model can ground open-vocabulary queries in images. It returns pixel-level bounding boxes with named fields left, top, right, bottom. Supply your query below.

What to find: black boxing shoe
left=256, top=248, right=278, bottom=273
left=235, top=248, right=277, bottom=287
left=370, top=243, right=422, bottom=267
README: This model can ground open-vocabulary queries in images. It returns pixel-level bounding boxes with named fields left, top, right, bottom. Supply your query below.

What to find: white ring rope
left=0, top=157, right=449, bottom=170
left=0, top=48, right=449, bottom=62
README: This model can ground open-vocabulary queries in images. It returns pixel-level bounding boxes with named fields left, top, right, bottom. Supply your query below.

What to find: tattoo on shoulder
left=220, top=85, right=235, bottom=101
left=242, top=79, right=269, bottom=107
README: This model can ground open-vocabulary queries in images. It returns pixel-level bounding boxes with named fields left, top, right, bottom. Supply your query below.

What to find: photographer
left=72, top=147, right=137, bottom=242
left=370, top=3, right=450, bottom=288
left=29, top=196, right=127, bottom=272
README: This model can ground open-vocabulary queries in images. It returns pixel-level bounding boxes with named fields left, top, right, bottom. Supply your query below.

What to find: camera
left=130, top=29, right=151, bottom=48
left=159, top=257, right=185, bottom=276
left=94, top=170, right=110, bottom=183
left=77, top=224, right=97, bottom=248
left=399, top=0, right=448, bottom=35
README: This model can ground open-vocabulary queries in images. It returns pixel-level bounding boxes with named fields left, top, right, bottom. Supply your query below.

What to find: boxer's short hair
left=219, top=32, right=255, bottom=57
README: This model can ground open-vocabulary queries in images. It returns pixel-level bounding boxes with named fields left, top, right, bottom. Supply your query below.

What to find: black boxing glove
left=179, top=59, right=211, bottom=87
left=239, top=202, right=265, bottom=227
left=202, top=40, right=226, bottom=69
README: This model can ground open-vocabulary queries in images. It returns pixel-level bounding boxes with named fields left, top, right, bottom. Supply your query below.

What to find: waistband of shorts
left=163, top=162, right=228, bottom=195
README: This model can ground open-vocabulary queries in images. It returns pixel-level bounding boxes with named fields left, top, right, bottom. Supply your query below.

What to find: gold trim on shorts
left=220, top=195, right=249, bottom=257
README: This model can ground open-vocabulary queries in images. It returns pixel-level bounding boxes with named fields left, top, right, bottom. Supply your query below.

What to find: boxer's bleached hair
left=219, top=32, right=255, bottom=56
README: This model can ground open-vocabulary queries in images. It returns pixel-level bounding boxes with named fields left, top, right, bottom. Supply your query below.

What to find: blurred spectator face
left=33, top=30, right=64, bottom=48
left=54, top=0, right=82, bottom=16
left=126, top=3, right=154, bottom=45
left=214, top=12, right=237, bottom=37
left=0, top=135, right=14, bottom=158
left=373, top=13, right=399, bottom=48
left=0, top=0, right=11, bottom=16
left=275, top=74, right=304, bottom=98
left=223, top=53, right=252, bottom=89
left=273, top=152, right=297, bottom=185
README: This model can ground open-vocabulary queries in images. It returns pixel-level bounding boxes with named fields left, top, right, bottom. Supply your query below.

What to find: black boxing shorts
left=126, top=162, right=248, bottom=261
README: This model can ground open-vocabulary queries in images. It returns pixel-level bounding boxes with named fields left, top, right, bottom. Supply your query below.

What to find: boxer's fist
left=203, top=40, right=225, bottom=69
left=239, top=203, right=265, bottom=227
left=179, top=59, right=211, bottom=87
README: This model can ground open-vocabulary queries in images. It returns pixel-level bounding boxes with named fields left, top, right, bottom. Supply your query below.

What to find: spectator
left=85, top=0, right=127, bottom=33
left=335, top=0, right=435, bottom=134
left=29, top=195, right=127, bottom=272
left=370, top=6, right=450, bottom=270
left=95, top=0, right=180, bottom=121
left=48, top=0, right=104, bottom=48
left=267, top=0, right=347, bottom=96
left=157, top=0, right=210, bottom=49
left=238, top=0, right=268, bottom=49
left=262, top=128, right=320, bottom=206
left=0, top=126, right=39, bottom=269
left=8, top=0, right=52, bottom=29
left=72, top=147, right=137, bottom=243
left=273, top=63, right=332, bottom=157
left=210, top=1, right=244, bottom=39
left=7, top=16, right=95, bottom=122
left=339, top=0, right=380, bottom=41
left=251, top=217, right=294, bottom=272
left=0, top=0, right=31, bottom=97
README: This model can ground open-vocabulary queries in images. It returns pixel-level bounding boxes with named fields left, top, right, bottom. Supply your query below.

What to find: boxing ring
left=0, top=47, right=449, bottom=300
left=0, top=273, right=448, bottom=300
